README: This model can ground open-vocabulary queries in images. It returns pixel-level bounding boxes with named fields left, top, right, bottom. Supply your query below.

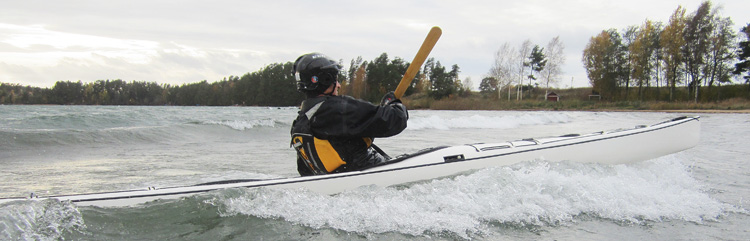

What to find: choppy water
left=0, top=105, right=747, bottom=240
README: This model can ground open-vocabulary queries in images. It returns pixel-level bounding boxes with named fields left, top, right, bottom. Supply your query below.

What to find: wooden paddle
left=393, top=26, right=442, bottom=99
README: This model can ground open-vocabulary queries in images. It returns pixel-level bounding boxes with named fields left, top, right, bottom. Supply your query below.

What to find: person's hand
left=380, top=91, right=408, bottom=119
left=380, top=91, right=399, bottom=106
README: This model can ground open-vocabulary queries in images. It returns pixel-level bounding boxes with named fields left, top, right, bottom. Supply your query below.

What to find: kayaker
left=290, top=53, right=409, bottom=176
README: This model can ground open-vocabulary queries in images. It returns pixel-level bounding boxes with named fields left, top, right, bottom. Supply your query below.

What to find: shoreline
left=571, top=109, right=750, bottom=114
left=636, top=109, right=750, bottom=114
left=511, top=108, right=750, bottom=114
left=412, top=97, right=750, bottom=114
left=591, top=109, right=750, bottom=114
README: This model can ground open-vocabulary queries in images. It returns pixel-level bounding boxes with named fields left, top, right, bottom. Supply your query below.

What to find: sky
left=1, top=0, right=748, bottom=89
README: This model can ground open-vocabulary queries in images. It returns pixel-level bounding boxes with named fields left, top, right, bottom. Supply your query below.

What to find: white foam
left=206, top=119, right=277, bottom=130
left=407, top=112, right=570, bottom=130
left=211, top=154, right=739, bottom=237
left=0, top=199, right=84, bottom=241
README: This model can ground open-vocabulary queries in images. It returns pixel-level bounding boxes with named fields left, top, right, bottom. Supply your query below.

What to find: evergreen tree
left=428, top=61, right=459, bottom=99
left=525, top=45, right=547, bottom=99
left=733, top=23, right=750, bottom=87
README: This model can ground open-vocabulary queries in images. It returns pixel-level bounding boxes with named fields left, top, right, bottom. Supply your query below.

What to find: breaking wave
left=201, top=119, right=283, bottom=130
left=407, top=112, right=571, bottom=130
left=0, top=199, right=85, bottom=241
left=209, top=154, right=741, bottom=238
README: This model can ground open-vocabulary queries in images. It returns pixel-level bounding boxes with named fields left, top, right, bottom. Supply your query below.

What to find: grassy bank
left=400, top=85, right=750, bottom=112
left=403, top=94, right=750, bottom=112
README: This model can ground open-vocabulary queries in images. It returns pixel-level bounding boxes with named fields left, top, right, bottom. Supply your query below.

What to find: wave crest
left=407, top=112, right=570, bottom=130
left=203, top=119, right=280, bottom=130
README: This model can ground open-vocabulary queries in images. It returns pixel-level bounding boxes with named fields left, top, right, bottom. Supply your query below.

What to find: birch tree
left=542, top=36, right=565, bottom=98
left=488, top=42, right=518, bottom=100
left=683, top=1, right=714, bottom=102
left=517, top=40, right=533, bottom=100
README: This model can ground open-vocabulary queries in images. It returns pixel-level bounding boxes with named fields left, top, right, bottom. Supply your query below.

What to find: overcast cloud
left=1, top=0, right=748, bottom=88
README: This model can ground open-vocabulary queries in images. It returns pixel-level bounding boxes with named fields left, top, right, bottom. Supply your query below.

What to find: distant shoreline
left=485, top=108, right=750, bottom=114
left=405, top=94, right=750, bottom=113
left=569, top=109, right=750, bottom=114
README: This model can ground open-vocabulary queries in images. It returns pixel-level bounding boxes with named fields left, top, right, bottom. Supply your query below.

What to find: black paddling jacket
left=290, top=95, right=408, bottom=176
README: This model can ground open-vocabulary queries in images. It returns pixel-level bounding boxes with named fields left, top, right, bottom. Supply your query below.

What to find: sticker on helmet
left=311, top=76, right=318, bottom=83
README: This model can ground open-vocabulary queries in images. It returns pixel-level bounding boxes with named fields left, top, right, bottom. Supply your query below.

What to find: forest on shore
left=0, top=53, right=466, bottom=106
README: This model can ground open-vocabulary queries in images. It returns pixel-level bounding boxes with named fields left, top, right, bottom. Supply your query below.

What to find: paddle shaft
left=394, top=26, right=442, bottom=99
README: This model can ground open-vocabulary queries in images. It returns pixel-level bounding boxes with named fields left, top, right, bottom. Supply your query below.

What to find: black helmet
left=293, top=53, right=340, bottom=94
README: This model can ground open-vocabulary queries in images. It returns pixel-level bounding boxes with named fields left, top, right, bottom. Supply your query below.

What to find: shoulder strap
left=305, top=101, right=325, bottom=120
left=300, top=97, right=327, bottom=120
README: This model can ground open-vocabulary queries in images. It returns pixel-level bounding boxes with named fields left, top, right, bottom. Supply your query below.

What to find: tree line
left=0, top=53, right=466, bottom=106
left=479, top=36, right=566, bottom=101
left=582, top=1, right=750, bottom=102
